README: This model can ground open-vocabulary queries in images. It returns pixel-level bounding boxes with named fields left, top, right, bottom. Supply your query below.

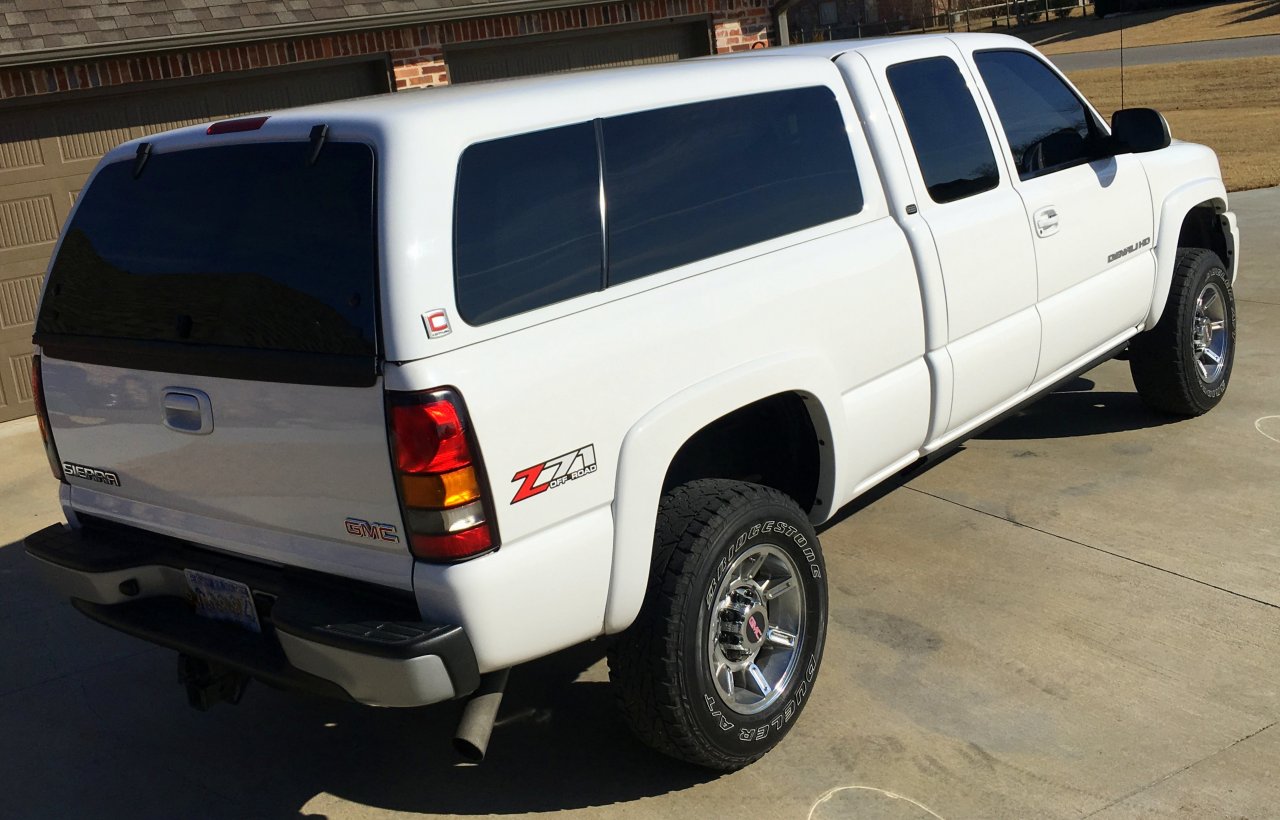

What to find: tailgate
left=34, top=137, right=412, bottom=589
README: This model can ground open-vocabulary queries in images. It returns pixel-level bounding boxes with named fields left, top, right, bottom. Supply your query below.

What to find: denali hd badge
left=1108, top=236, right=1151, bottom=264
left=61, top=462, right=121, bottom=486
left=510, top=444, right=598, bottom=504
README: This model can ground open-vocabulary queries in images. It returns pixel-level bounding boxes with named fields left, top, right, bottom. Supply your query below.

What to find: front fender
left=1149, top=176, right=1228, bottom=327
left=602, top=352, right=843, bottom=634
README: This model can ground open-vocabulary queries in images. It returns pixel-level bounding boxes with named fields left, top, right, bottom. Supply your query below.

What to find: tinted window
left=39, top=142, right=377, bottom=355
left=886, top=57, right=1000, bottom=203
left=975, top=50, right=1100, bottom=179
left=602, top=87, right=862, bottom=285
left=454, top=123, right=602, bottom=325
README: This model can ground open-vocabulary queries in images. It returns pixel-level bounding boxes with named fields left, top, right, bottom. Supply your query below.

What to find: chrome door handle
left=1034, top=207, right=1060, bottom=237
left=162, top=388, right=214, bottom=434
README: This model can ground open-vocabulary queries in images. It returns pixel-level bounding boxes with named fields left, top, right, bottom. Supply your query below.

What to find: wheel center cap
left=717, top=589, right=770, bottom=662
left=741, top=606, right=768, bottom=651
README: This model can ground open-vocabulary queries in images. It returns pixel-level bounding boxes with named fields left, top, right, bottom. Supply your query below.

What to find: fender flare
left=1148, top=176, right=1229, bottom=328
left=602, top=352, right=844, bottom=634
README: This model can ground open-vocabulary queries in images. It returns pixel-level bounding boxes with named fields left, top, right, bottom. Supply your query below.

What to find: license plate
left=184, top=569, right=261, bottom=633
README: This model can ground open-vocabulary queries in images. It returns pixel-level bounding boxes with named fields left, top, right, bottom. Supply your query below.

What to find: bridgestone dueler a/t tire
left=607, top=479, right=827, bottom=771
left=1129, top=247, right=1236, bottom=416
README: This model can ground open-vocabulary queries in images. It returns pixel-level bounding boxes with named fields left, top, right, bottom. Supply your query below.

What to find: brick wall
left=0, top=0, right=772, bottom=102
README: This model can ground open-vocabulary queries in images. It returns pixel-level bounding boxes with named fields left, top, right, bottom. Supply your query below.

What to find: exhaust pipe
left=453, top=668, right=510, bottom=762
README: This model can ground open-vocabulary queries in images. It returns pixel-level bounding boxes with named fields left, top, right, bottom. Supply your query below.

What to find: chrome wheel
left=706, top=544, right=805, bottom=716
left=1192, top=282, right=1229, bottom=383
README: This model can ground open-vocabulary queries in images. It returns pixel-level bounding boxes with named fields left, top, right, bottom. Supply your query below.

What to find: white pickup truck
left=24, top=33, right=1238, bottom=771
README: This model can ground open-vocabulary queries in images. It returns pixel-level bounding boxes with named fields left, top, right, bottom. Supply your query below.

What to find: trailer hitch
left=178, top=654, right=250, bottom=711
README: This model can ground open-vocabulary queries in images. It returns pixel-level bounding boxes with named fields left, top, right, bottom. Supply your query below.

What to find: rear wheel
left=608, top=479, right=827, bottom=770
left=1129, top=247, right=1236, bottom=416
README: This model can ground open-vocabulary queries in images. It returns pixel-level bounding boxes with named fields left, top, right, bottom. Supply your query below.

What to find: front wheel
left=1129, top=247, right=1237, bottom=416
left=608, top=479, right=827, bottom=770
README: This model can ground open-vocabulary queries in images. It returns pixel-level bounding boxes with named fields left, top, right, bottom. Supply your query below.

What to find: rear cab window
left=885, top=56, right=1000, bottom=204
left=37, top=141, right=379, bottom=386
left=452, top=86, right=863, bottom=325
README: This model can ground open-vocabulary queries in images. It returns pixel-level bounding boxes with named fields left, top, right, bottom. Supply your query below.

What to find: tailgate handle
left=162, top=388, right=214, bottom=435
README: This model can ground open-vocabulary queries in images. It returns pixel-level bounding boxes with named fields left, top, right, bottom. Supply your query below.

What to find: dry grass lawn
left=1066, top=55, right=1280, bottom=190
left=1018, top=0, right=1280, bottom=54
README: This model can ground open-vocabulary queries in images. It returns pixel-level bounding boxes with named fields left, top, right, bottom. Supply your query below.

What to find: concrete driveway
left=2, top=189, right=1277, bottom=820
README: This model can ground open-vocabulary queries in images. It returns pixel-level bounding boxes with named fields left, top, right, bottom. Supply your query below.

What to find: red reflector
left=391, top=400, right=470, bottom=475
left=31, top=356, right=48, bottom=444
left=206, top=116, right=269, bottom=135
left=410, top=524, right=493, bottom=561
left=30, top=355, right=65, bottom=483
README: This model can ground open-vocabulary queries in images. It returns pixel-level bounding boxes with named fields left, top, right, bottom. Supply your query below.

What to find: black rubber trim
left=72, top=597, right=354, bottom=702
left=34, top=333, right=378, bottom=388
left=25, top=520, right=481, bottom=698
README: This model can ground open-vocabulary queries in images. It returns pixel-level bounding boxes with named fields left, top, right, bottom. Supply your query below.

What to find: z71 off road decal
left=510, top=444, right=597, bottom=504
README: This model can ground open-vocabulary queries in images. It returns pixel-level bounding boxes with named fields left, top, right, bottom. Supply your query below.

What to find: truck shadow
left=0, top=539, right=714, bottom=818
left=975, top=377, right=1179, bottom=440
left=817, top=377, right=1176, bottom=534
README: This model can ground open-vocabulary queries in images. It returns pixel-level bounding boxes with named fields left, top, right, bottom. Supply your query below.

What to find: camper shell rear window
left=36, top=141, right=378, bottom=385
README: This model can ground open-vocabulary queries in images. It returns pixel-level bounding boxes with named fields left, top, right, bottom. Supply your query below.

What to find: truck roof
left=98, top=32, right=1034, bottom=164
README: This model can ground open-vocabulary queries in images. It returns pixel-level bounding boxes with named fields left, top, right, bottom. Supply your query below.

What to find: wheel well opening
left=662, top=392, right=822, bottom=513
left=1178, top=202, right=1232, bottom=267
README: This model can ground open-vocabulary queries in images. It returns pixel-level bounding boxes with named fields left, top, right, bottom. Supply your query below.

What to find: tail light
left=31, top=355, right=65, bottom=483
left=387, top=389, right=497, bottom=562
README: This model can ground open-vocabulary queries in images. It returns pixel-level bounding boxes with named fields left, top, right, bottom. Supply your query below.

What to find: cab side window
left=974, top=50, right=1101, bottom=180
left=886, top=57, right=1000, bottom=204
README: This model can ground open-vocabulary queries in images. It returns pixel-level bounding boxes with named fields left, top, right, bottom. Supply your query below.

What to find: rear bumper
left=25, top=521, right=480, bottom=707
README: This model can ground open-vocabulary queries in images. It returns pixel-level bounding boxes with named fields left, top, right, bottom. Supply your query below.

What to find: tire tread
left=607, top=479, right=805, bottom=771
left=1129, top=247, right=1233, bottom=416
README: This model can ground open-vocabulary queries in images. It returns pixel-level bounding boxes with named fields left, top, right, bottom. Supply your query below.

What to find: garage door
left=0, top=58, right=390, bottom=423
left=446, top=20, right=711, bottom=83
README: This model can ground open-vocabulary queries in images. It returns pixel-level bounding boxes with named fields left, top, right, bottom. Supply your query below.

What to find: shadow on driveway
left=0, top=538, right=714, bottom=818
left=976, top=377, right=1178, bottom=440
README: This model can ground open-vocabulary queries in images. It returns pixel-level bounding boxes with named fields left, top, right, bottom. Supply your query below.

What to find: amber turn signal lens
left=400, top=467, right=481, bottom=509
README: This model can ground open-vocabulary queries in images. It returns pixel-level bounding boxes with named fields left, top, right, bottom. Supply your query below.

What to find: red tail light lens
left=410, top=525, right=493, bottom=561
left=31, top=355, right=65, bottom=483
left=388, top=389, right=497, bottom=562
left=391, top=401, right=469, bottom=474
left=206, top=116, right=269, bottom=135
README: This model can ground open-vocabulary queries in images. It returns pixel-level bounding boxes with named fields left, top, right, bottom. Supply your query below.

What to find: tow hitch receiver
left=178, top=654, right=250, bottom=711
